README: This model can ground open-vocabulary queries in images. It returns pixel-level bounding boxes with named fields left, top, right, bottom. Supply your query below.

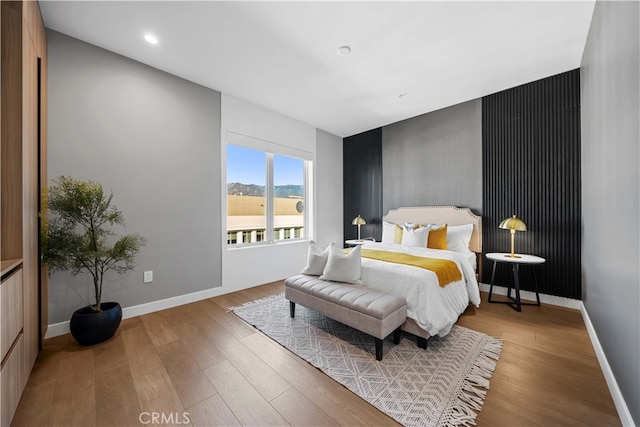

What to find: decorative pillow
left=401, top=226, right=429, bottom=247
left=320, top=243, right=362, bottom=284
left=382, top=221, right=394, bottom=244
left=427, top=224, right=448, bottom=249
left=447, top=224, right=474, bottom=253
left=394, top=225, right=404, bottom=243
left=382, top=221, right=403, bottom=244
left=403, top=222, right=418, bottom=231
left=300, top=240, right=330, bottom=275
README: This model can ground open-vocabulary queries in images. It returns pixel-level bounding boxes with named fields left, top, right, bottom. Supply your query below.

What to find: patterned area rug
left=233, top=294, right=502, bottom=427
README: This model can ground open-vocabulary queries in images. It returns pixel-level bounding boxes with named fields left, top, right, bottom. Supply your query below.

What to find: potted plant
left=43, top=176, right=145, bottom=345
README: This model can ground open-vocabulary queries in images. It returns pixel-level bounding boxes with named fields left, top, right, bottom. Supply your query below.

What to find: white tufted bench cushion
left=284, top=274, right=407, bottom=360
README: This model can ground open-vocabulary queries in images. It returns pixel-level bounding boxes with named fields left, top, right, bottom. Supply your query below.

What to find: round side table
left=486, top=252, right=545, bottom=312
left=345, top=239, right=375, bottom=247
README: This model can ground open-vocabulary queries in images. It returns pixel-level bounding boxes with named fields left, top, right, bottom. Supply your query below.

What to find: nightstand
left=345, top=239, right=375, bottom=247
left=486, top=252, right=545, bottom=312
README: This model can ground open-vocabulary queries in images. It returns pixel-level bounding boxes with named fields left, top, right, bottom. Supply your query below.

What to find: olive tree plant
left=43, top=176, right=145, bottom=312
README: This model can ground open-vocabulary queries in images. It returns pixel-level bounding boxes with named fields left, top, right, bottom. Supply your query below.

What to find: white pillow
left=300, top=240, right=330, bottom=275
left=401, top=226, right=429, bottom=247
left=382, top=221, right=403, bottom=244
left=403, top=222, right=417, bottom=231
left=320, top=243, right=362, bottom=284
left=382, top=221, right=395, bottom=244
left=447, top=224, right=474, bottom=253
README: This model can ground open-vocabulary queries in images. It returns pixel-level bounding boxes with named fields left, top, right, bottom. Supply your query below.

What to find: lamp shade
left=352, top=215, right=367, bottom=226
left=499, top=215, right=527, bottom=231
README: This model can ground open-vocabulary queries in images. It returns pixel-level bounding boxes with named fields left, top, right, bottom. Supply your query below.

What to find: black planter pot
left=70, top=302, right=122, bottom=346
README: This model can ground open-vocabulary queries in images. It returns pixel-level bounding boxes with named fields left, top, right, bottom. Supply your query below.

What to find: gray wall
left=581, top=1, right=640, bottom=424
left=47, top=31, right=222, bottom=323
left=382, top=99, right=482, bottom=216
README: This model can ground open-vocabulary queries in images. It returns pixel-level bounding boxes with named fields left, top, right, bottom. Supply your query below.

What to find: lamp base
left=506, top=232, right=521, bottom=259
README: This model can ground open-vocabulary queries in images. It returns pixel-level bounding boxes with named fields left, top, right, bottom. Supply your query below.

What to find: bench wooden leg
left=393, top=327, right=402, bottom=344
left=289, top=301, right=296, bottom=318
left=375, top=338, right=383, bottom=361
left=417, top=336, right=428, bottom=349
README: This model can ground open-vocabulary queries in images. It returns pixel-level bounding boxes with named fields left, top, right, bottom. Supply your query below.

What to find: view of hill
left=274, top=185, right=304, bottom=198
left=228, top=183, right=264, bottom=196
left=228, top=183, right=303, bottom=198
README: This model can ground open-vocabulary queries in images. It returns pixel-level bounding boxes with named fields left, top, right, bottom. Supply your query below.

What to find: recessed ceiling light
left=144, top=34, right=158, bottom=45
left=337, top=45, right=351, bottom=56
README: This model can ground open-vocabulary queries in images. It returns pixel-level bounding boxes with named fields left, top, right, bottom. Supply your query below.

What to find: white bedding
left=359, top=242, right=481, bottom=337
left=464, top=250, right=477, bottom=271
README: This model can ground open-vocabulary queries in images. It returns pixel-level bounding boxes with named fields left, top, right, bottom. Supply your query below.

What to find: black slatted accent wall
left=343, top=128, right=383, bottom=243
left=482, top=69, right=582, bottom=299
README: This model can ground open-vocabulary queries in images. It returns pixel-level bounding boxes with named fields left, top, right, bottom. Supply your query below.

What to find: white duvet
left=359, top=242, right=481, bottom=337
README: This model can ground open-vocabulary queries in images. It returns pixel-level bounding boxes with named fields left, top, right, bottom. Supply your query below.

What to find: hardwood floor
left=12, top=282, right=620, bottom=426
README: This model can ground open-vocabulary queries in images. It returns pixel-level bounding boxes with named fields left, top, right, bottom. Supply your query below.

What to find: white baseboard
left=44, top=284, right=237, bottom=339
left=580, top=302, right=635, bottom=427
left=478, top=283, right=582, bottom=309
left=45, top=320, right=71, bottom=338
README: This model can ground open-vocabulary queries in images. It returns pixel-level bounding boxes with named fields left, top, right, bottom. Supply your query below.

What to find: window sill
left=226, top=238, right=309, bottom=251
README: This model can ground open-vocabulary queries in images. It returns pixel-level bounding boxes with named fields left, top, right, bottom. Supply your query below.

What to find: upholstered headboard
left=382, top=206, right=483, bottom=253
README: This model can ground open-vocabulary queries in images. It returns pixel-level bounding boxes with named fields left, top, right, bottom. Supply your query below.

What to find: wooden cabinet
left=1, top=334, right=25, bottom=426
left=22, top=0, right=46, bottom=376
left=1, top=267, right=23, bottom=362
left=1, top=265, right=26, bottom=426
left=1, top=1, right=47, bottom=424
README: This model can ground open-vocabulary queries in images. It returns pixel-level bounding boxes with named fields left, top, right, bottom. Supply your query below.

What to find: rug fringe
left=442, top=336, right=503, bottom=427
left=227, top=292, right=284, bottom=313
left=445, top=403, right=477, bottom=427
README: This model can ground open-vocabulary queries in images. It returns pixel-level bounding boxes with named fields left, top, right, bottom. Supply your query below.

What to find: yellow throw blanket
left=360, top=249, right=462, bottom=287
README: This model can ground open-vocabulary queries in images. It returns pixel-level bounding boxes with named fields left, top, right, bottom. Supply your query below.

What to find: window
left=226, top=134, right=311, bottom=246
left=227, top=145, right=267, bottom=244
left=273, top=154, right=305, bottom=241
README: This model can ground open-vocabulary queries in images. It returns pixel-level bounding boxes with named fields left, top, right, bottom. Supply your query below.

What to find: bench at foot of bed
left=284, top=274, right=407, bottom=361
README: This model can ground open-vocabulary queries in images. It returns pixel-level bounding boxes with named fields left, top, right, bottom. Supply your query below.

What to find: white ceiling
left=40, top=1, right=595, bottom=138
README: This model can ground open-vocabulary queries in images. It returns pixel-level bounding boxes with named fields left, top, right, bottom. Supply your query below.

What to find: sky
left=227, top=145, right=304, bottom=186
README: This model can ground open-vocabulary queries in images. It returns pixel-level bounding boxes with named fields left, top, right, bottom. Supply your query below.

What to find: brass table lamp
left=352, top=215, right=367, bottom=241
left=499, top=215, right=527, bottom=258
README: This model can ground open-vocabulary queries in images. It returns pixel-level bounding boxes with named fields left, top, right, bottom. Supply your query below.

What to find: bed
left=358, top=206, right=482, bottom=341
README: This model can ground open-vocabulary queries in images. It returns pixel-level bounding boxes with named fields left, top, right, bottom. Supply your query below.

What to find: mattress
left=358, top=242, right=480, bottom=337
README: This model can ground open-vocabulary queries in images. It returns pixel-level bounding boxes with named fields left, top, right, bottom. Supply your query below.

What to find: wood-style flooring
left=11, top=281, right=620, bottom=426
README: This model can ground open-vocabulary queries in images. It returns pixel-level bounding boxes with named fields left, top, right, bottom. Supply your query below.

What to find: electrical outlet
left=143, top=271, right=153, bottom=283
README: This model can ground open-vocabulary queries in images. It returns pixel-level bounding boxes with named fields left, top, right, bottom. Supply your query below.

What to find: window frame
left=224, top=131, right=312, bottom=248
